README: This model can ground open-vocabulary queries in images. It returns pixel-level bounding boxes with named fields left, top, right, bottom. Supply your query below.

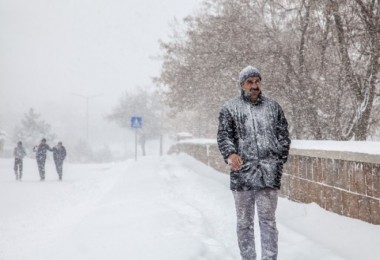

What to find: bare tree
left=156, top=0, right=380, bottom=140
left=329, top=0, right=380, bottom=140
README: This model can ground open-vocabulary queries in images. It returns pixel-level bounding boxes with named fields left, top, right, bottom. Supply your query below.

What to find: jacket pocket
left=257, top=160, right=283, bottom=188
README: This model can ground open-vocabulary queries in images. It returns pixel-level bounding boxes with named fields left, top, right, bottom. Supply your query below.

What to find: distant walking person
left=13, top=141, right=26, bottom=181
left=217, top=66, right=290, bottom=260
left=33, top=138, right=52, bottom=181
left=52, top=142, right=67, bottom=181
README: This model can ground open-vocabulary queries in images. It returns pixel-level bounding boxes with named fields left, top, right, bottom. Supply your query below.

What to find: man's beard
left=242, top=88, right=260, bottom=99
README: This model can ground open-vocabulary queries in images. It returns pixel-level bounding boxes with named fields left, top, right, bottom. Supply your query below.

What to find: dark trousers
left=54, top=159, right=63, bottom=177
left=14, top=158, right=23, bottom=179
left=37, top=158, right=46, bottom=180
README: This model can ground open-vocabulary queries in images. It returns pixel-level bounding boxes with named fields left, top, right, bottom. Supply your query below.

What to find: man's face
left=241, top=76, right=261, bottom=101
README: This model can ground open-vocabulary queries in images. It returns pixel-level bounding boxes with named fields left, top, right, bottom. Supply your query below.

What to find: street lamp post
left=72, top=93, right=102, bottom=141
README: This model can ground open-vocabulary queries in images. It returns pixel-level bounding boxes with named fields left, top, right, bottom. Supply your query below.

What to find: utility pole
left=72, top=93, right=102, bottom=141
left=130, top=116, right=142, bottom=161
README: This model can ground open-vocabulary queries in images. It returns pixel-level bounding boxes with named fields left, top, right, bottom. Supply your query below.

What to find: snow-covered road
left=1, top=155, right=379, bottom=260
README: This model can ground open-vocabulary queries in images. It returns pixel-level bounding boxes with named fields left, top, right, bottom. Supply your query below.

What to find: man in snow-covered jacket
left=217, top=66, right=290, bottom=260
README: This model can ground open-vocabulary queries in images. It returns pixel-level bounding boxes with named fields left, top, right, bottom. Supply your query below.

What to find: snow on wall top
left=290, top=140, right=380, bottom=156
left=179, top=138, right=380, bottom=156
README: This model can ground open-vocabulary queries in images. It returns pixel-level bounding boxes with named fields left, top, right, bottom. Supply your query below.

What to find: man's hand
left=227, top=154, right=243, bottom=171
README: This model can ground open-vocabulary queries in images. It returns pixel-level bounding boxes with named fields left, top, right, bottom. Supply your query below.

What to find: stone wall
left=174, top=142, right=380, bottom=225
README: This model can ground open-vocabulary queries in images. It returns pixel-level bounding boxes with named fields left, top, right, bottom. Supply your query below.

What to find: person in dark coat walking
left=13, top=141, right=26, bottom=181
left=217, top=66, right=290, bottom=260
left=52, top=141, right=66, bottom=181
left=33, top=138, right=52, bottom=181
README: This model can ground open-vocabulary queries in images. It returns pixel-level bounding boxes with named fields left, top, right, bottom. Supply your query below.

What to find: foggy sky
left=0, top=0, right=201, bottom=148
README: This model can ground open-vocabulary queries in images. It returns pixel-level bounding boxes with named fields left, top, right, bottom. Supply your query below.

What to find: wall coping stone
left=290, top=148, right=380, bottom=164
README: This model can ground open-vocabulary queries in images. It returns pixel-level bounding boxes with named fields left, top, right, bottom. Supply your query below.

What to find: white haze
left=0, top=0, right=202, bottom=149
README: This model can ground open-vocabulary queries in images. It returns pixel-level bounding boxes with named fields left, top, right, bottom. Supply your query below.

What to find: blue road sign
left=131, top=116, right=142, bottom=128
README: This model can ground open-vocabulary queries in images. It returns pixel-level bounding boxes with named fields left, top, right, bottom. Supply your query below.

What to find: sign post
left=131, top=116, right=142, bottom=161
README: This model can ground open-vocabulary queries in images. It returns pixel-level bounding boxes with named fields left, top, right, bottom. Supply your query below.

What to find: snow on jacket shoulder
left=217, top=93, right=291, bottom=191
